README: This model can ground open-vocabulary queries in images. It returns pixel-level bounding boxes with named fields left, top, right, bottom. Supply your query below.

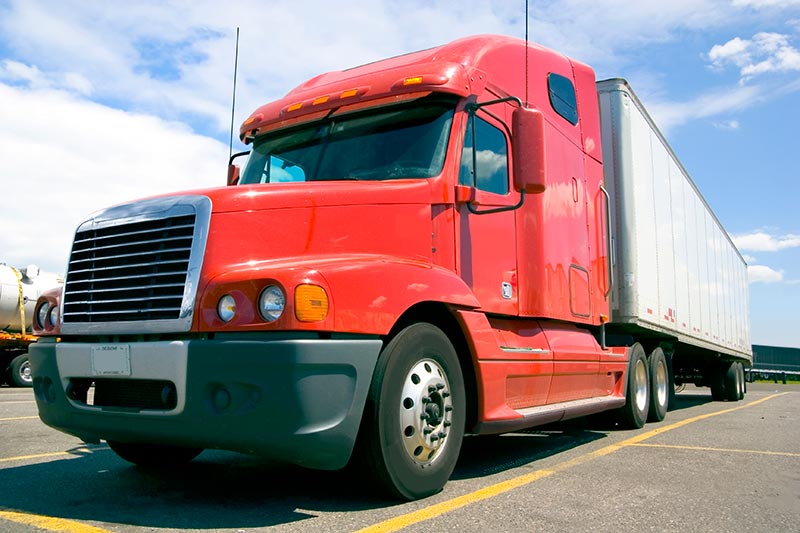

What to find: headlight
left=37, top=302, right=50, bottom=329
left=217, top=294, right=236, bottom=322
left=47, top=305, right=59, bottom=328
left=259, top=285, right=285, bottom=322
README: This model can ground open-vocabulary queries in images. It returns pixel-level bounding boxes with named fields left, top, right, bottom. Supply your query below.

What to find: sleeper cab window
left=548, top=72, right=578, bottom=125
left=459, top=115, right=509, bottom=195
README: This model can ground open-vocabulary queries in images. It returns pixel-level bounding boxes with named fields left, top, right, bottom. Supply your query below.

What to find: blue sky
left=0, top=0, right=798, bottom=347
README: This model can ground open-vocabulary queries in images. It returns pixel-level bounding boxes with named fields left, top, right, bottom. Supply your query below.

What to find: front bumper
left=29, top=333, right=382, bottom=470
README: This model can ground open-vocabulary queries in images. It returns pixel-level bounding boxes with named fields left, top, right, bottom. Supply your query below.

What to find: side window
left=459, top=115, right=509, bottom=195
left=548, top=72, right=578, bottom=125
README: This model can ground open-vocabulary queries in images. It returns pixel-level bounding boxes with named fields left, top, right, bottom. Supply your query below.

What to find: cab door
left=455, top=104, right=519, bottom=316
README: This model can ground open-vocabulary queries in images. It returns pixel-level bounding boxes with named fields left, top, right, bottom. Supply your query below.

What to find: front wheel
left=355, top=323, right=465, bottom=500
left=107, top=441, right=203, bottom=467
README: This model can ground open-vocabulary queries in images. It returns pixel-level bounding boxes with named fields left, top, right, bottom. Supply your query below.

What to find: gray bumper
left=29, top=333, right=382, bottom=470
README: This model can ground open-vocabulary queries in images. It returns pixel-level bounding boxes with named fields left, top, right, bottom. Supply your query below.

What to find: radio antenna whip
left=228, top=27, right=240, bottom=160
left=525, top=0, right=529, bottom=107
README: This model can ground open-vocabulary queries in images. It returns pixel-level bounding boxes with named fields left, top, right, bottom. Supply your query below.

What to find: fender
left=195, top=254, right=480, bottom=335
left=316, top=254, right=480, bottom=334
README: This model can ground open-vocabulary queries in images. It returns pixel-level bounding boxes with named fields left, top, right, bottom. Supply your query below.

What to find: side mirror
left=227, top=150, right=250, bottom=186
left=512, top=107, right=546, bottom=194
left=227, top=164, right=240, bottom=186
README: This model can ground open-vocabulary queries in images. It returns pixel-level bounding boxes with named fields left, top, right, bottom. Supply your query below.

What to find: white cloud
left=644, top=84, right=760, bottom=133
left=748, top=265, right=784, bottom=283
left=708, top=32, right=800, bottom=82
left=0, top=82, right=226, bottom=274
left=732, top=231, right=800, bottom=251
left=733, top=0, right=800, bottom=7
left=1, top=59, right=93, bottom=95
left=713, top=119, right=741, bottom=130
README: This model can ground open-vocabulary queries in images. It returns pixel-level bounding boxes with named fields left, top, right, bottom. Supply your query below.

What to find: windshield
left=240, top=95, right=456, bottom=184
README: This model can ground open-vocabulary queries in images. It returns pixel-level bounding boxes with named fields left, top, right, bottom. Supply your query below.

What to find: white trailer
left=597, top=78, right=751, bottom=401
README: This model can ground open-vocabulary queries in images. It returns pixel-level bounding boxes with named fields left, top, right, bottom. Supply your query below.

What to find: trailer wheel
left=736, top=362, right=746, bottom=400
left=614, top=343, right=649, bottom=429
left=107, top=441, right=203, bottom=466
left=356, top=323, right=465, bottom=500
left=647, top=348, right=668, bottom=423
left=8, top=354, right=33, bottom=387
left=723, top=362, right=743, bottom=402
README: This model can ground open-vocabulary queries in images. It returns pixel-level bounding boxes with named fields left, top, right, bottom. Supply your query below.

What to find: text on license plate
left=91, top=345, right=131, bottom=376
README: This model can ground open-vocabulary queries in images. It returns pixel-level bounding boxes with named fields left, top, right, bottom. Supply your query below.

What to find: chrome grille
left=60, top=195, right=211, bottom=334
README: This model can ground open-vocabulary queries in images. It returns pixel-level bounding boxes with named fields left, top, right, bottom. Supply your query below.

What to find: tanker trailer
left=0, top=263, right=63, bottom=386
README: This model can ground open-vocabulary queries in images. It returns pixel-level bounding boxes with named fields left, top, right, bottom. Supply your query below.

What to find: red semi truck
left=30, top=35, right=751, bottom=500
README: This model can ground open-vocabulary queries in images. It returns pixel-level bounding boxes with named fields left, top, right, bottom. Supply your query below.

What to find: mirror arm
left=467, top=190, right=525, bottom=215
left=229, top=150, right=250, bottom=165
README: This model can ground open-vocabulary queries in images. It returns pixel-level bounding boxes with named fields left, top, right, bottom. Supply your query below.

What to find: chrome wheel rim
left=655, top=359, right=668, bottom=408
left=19, top=360, right=32, bottom=384
left=634, top=358, right=648, bottom=412
left=399, top=358, right=454, bottom=466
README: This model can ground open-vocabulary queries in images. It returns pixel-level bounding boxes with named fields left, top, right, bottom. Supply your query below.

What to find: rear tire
left=724, top=362, right=742, bottom=402
left=107, top=441, right=203, bottom=467
left=647, top=348, right=668, bottom=423
left=736, top=362, right=746, bottom=400
left=613, top=343, right=649, bottom=429
left=355, top=323, right=465, bottom=500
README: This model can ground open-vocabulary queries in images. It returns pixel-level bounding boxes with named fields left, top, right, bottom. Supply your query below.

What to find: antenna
left=228, top=27, right=240, bottom=160
left=524, top=0, right=529, bottom=108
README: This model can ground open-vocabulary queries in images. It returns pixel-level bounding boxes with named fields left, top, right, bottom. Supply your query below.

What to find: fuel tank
left=0, top=264, right=63, bottom=331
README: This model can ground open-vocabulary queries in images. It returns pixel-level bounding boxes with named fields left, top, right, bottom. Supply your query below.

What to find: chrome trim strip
left=499, top=346, right=551, bottom=354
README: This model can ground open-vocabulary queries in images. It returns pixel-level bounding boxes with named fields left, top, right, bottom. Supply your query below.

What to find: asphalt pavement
left=1, top=382, right=798, bottom=532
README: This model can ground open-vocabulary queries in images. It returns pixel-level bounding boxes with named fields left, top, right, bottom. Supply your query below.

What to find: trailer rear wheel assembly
left=724, top=361, right=743, bottom=402
left=356, top=323, right=465, bottom=500
left=711, top=361, right=744, bottom=402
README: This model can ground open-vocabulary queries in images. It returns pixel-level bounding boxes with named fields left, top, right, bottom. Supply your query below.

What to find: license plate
left=91, top=345, right=131, bottom=376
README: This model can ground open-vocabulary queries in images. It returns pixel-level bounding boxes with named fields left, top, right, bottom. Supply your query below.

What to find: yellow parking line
left=0, top=451, right=69, bottom=463
left=0, top=509, right=115, bottom=533
left=0, top=445, right=108, bottom=464
left=357, top=392, right=789, bottom=533
left=630, top=442, right=800, bottom=457
left=0, top=416, right=39, bottom=422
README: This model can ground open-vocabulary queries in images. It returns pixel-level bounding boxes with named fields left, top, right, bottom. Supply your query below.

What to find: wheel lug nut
left=442, top=392, right=450, bottom=398
left=445, top=406, right=453, bottom=412
left=436, top=383, right=445, bottom=390
left=428, top=385, right=437, bottom=393
left=422, top=396, right=430, bottom=403
left=430, top=435, right=439, bottom=442
left=423, top=428, right=432, bottom=435
left=444, top=421, right=451, bottom=427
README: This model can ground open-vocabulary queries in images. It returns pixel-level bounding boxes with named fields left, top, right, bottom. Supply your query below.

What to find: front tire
left=107, top=441, right=203, bottom=467
left=356, top=323, right=465, bottom=500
